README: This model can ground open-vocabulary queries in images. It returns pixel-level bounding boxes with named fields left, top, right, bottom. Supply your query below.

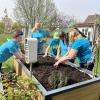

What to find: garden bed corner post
left=14, top=57, right=22, bottom=76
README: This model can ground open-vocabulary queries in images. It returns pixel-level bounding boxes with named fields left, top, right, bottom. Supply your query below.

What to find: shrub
left=1, top=71, right=39, bottom=100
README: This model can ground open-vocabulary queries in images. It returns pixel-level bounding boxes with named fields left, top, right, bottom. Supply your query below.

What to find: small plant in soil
left=48, top=70, right=67, bottom=89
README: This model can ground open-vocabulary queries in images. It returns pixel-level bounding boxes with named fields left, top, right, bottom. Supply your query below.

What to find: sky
left=54, top=0, right=100, bottom=21
left=0, top=0, right=100, bottom=21
left=0, top=0, right=15, bottom=20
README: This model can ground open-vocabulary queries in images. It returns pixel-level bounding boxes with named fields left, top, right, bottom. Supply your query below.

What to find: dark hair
left=59, top=31, right=69, bottom=45
left=12, top=30, right=23, bottom=38
left=74, top=27, right=86, bottom=38
left=59, top=31, right=67, bottom=38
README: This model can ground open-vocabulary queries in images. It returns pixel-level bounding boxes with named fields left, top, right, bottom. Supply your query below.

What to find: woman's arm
left=64, top=47, right=71, bottom=56
left=54, top=48, right=78, bottom=67
left=43, top=46, right=50, bottom=57
left=14, top=49, right=25, bottom=60
left=55, top=46, right=61, bottom=60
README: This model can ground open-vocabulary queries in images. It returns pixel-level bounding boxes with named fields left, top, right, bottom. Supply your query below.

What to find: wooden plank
left=14, top=58, right=22, bottom=76
left=79, top=93, right=99, bottom=100
left=0, top=72, right=4, bottom=94
left=52, top=82, right=100, bottom=100
left=34, top=91, right=45, bottom=100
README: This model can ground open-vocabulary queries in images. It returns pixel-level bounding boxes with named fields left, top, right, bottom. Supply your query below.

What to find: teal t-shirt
left=0, top=39, right=19, bottom=63
left=72, top=38, right=93, bottom=63
left=48, top=39, right=59, bottom=56
left=30, top=28, right=46, bottom=54
left=30, top=28, right=46, bottom=42
left=59, top=40, right=72, bottom=56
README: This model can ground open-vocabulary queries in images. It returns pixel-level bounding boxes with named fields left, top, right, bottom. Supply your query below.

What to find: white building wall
left=78, top=27, right=94, bottom=42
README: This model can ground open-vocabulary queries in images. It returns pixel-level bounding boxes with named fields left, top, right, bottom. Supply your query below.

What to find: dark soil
left=25, top=56, right=91, bottom=91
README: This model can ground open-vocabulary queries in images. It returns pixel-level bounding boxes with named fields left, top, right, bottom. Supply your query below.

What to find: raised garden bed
left=14, top=55, right=100, bottom=100
left=26, top=56, right=91, bottom=91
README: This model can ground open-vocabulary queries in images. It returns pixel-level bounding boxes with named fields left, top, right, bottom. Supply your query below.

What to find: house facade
left=75, top=14, right=100, bottom=45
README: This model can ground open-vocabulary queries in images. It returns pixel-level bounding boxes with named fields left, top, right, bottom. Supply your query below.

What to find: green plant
left=0, top=93, right=6, bottom=100
left=48, top=70, right=67, bottom=88
left=1, top=71, right=39, bottom=100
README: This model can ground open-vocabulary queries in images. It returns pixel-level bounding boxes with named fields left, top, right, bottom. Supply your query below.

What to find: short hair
left=12, top=30, right=23, bottom=38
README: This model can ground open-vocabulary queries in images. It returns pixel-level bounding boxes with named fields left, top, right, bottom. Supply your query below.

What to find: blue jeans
left=80, top=62, right=94, bottom=71
left=69, top=59, right=75, bottom=63
left=38, top=42, right=45, bottom=54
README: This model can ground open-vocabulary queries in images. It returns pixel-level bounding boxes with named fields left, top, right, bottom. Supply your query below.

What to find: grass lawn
left=0, top=33, right=11, bottom=45
left=2, top=57, right=14, bottom=71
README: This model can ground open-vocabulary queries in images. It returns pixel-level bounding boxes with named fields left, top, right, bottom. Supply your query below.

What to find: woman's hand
left=43, top=54, right=47, bottom=58
left=54, top=61, right=60, bottom=67
left=55, top=56, right=61, bottom=61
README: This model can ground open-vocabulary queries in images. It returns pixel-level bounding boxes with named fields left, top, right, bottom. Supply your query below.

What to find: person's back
left=72, top=38, right=93, bottom=63
left=0, top=39, right=19, bottom=63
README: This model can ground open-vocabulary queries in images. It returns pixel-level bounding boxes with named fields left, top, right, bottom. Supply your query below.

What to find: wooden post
left=14, top=57, right=22, bottom=76
left=30, top=63, right=32, bottom=78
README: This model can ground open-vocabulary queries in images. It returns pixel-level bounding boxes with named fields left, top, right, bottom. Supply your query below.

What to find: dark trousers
left=0, top=63, right=2, bottom=72
left=80, top=62, right=94, bottom=71
left=69, top=59, right=75, bottom=63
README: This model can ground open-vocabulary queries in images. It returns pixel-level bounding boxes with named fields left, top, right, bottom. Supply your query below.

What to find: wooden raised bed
left=14, top=56, right=100, bottom=100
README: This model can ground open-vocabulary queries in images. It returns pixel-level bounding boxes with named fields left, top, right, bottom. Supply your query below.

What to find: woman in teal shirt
left=55, top=31, right=74, bottom=63
left=54, top=28, right=94, bottom=71
left=43, top=32, right=59, bottom=57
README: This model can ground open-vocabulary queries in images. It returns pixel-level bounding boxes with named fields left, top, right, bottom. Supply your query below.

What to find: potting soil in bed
left=25, top=56, right=91, bottom=91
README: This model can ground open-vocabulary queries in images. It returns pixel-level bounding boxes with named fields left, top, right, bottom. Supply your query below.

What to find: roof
left=84, top=14, right=100, bottom=23
left=75, top=23, right=94, bottom=27
left=76, top=14, right=100, bottom=27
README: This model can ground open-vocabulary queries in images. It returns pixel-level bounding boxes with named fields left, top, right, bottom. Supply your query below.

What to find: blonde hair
left=69, top=28, right=83, bottom=42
